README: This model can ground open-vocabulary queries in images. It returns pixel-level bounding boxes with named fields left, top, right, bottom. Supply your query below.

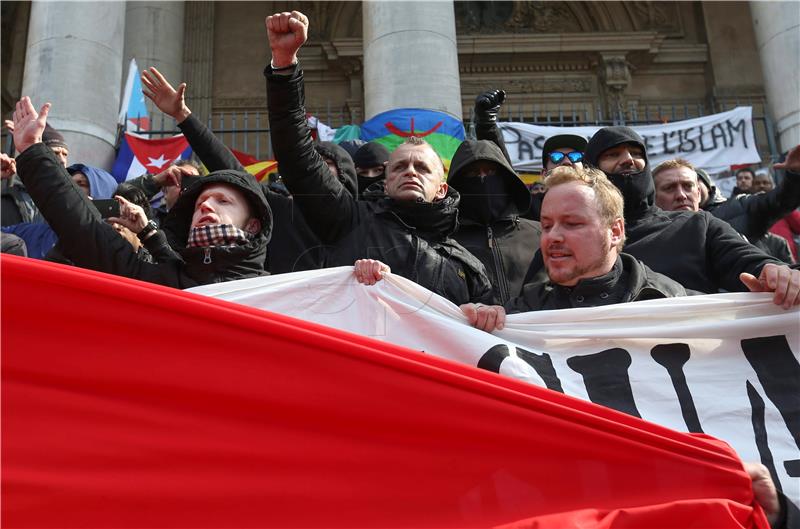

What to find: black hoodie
left=172, top=113, right=324, bottom=274
left=577, top=126, right=783, bottom=293
left=16, top=143, right=271, bottom=288
left=448, top=140, right=541, bottom=304
left=315, top=141, right=358, bottom=200
left=353, top=142, right=390, bottom=196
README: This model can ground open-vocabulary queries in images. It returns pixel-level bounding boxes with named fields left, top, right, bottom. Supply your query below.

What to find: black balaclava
left=585, top=126, right=653, bottom=220
left=353, top=142, right=390, bottom=195
left=448, top=140, right=531, bottom=224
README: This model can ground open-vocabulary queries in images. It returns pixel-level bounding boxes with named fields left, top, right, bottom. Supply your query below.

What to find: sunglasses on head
left=548, top=151, right=584, bottom=164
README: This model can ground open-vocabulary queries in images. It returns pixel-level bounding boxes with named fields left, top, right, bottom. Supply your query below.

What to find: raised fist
left=474, top=89, right=506, bottom=125
left=265, top=11, right=309, bottom=68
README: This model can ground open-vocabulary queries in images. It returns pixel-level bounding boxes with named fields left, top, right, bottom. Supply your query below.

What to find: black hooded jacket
left=174, top=113, right=324, bottom=274
left=578, top=126, right=783, bottom=293
left=448, top=139, right=541, bottom=304
left=315, top=141, right=358, bottom=199
left=701, top=172, right=800, bottom=242
left=15, top=143, right=271, bottom=288
left=266, top=65, right=492, bottom=305
left=353, top=142, right=390, bottom=196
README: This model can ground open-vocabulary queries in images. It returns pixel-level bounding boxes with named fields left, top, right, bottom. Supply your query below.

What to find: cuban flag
left=111, top=132, right=192, bottom=183
left=118, top=59, right=150, bottom=132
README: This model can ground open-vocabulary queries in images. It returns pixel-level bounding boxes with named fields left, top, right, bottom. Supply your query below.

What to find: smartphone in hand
left=91, top=199, right=121, bottom=218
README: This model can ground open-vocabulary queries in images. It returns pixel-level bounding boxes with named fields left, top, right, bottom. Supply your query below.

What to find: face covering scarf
left=187, top=224, right=252, bottom=248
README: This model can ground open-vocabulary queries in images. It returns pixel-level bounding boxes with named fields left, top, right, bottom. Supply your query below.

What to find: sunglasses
left=548, top=151, right=584, bottom=164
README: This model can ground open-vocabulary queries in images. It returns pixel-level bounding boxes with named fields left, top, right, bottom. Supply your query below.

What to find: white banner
left=501, top=106, right=761, bottom=174
left=189, top=267, right=800, bottom=507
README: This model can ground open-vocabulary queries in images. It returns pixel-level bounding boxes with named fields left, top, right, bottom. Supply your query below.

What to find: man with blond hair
left=461, top=166, right=687, bottom=331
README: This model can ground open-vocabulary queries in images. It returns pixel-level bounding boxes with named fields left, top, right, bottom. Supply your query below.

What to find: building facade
left=2, top=1, right=797, bottom=168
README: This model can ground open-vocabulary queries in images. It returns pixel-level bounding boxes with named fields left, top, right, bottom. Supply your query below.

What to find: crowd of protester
left=1, top=10, right=799, bottom=525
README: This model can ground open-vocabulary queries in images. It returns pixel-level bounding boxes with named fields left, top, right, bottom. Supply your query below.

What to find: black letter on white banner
left=748, top=381, right=783, bottom=492
left=742, top=335, right=800, bottom=478
left=651, top=343, right=704, bottom=433
left=477, top=345, right=564, bottom=392
left=567, top=348, right=641, bottom=418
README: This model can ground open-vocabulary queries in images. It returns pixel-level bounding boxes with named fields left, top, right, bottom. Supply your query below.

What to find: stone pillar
left=182, top=2, right=215, bottom=123
left=21, top=1, right=126, bottom=169
left=750, top=1, right=800, bottom=152
left=362, top=1, right=462, bottom=120
left=123, top=1, right=185, bottom=118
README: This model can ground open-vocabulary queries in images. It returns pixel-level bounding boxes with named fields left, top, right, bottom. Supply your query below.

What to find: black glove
left=474, top=89, right=506, bottom=125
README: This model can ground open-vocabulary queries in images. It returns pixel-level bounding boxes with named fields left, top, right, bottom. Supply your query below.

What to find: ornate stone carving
left=455, top=1, right=578, bottom=34
left=214, top=97, right=266, bottom=110
left=600, top=54, right=633, bottom=118
left=487, top=78, right=592, bottom=94
left=505, top=1, right=578, bottom=33
left=627, top=2, right=680, bottom=33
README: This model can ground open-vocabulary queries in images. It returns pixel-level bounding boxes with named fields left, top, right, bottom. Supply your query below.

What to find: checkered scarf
left=186, top=224, right=252, bottom=249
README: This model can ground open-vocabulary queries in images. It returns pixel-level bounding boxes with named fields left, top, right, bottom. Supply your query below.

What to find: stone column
left=750, top=1, right=800, bottom=152
left=22, top=1, right=126, bottom=169
left=123, top=1, right=185, bottom=118
left=182, top=2, right=215, bottom=123
left=362, top=1, right=462, bottom=120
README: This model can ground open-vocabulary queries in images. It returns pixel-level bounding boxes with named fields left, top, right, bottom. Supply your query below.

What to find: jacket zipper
left=487, top=226, right=509, bottom=303
left=203, top=247, right=212, bottom=265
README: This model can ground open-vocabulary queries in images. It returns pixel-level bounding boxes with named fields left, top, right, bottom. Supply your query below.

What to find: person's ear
left=609, top=217, right=624, bottom=248
left=244, top=218, right=261, bottom=235
left=435, top=181, right=448, bottom=200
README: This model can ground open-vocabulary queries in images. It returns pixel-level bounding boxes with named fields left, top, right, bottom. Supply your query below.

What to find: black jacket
left=448, top=139, right=541, bottom=304
left=173, top=114, right=324, bottom=274
left=266, top=65, right=492, bottom=305
left=754, top=232, right=794, bottom=264
left=579, top=126, right=783, bottom=293
left=507, top=253, right=687, bottom=312
left=702, top=172, right=800, bottom=242
left=16, top=143, right=271, bottom=288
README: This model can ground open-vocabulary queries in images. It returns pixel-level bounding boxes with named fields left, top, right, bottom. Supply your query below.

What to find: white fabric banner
left=500, top=107, right=761, bottom=174
left=189, top=267, right=800, bottom=507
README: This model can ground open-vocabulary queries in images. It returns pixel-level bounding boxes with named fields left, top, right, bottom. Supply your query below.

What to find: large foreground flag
left=112, top=132, right=193, bottom=183
left=0, top=256, right=774, bottom=527
left=360, top=108, right=466, bottom=172
left=118, top=58, right=150, bottom=132
left=191, top=267, right=800, bottom=512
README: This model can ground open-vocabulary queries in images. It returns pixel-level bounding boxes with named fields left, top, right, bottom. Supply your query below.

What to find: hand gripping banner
left=1, top=256, right=776, bottom=527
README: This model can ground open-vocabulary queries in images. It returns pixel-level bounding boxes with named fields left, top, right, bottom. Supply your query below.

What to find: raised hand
left=474, top=89, right=506, bottom=125
left=141, top=67, right=191, bottom=123
left=265, top=11, right=309, bottom=68
left=12, top=97, right=50, bottom=154
left=107, top=195, right=148, bottom=234
left=774, top=144, right=800, bottom=173
left=1, top=152, right=16, bottom=179
left=153, top=164, right=194, bottom=189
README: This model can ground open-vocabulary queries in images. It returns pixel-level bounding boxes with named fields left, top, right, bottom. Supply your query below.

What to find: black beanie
left=42, top=123, right=68, bottom=150
left=585, top=126, right=648, bottom=168
left=353, top=142, right=390, bottom=169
